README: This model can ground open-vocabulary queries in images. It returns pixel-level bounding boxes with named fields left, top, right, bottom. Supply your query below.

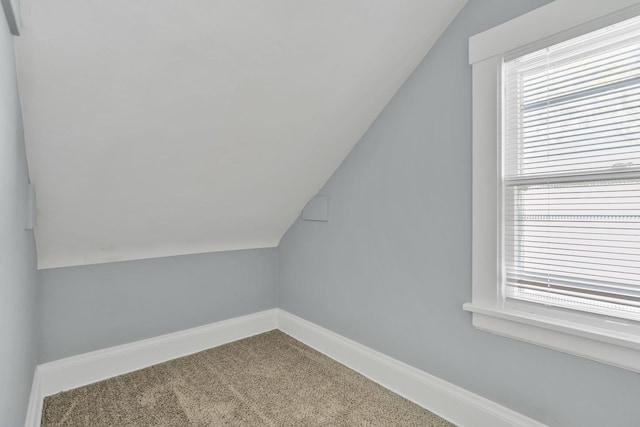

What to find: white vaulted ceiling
left=16, top=0, right=465, bottom=269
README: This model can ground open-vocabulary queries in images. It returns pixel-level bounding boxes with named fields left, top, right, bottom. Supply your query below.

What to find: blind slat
left=505, top=270, right=640, bottom=293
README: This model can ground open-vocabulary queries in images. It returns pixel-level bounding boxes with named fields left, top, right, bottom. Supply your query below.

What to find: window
left=465, top=0, right=640, bottom=372
left=503, top=17, right=640, bottom=321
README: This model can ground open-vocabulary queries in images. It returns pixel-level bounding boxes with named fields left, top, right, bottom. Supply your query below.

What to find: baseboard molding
left=276, top=309, right=546, bottom=427
left=24, top=368, right=42, bottom=427
left=26, top=309, right=278, bottom=427
left=26, top=308, right=544, bottom=427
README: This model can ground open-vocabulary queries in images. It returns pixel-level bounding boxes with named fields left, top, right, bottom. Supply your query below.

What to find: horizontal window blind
left=503, top=15, right=640, bottom=321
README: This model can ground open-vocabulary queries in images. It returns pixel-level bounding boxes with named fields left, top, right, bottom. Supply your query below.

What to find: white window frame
left=463, top=0, right=640, bottom=373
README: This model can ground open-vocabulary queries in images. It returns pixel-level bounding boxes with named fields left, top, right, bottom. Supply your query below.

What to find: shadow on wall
left=0, top=4, right=39, bottom=426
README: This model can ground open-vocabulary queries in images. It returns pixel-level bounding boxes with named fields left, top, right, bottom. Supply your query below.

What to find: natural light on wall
left=502, top=14, right=640, bottom=321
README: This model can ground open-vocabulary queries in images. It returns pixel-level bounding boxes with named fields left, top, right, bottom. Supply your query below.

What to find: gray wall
left=278, top=1, right=640, bottom=426
left=0, top=12, right=39, bottom=427
left=39, top=248, right=278, bottom=362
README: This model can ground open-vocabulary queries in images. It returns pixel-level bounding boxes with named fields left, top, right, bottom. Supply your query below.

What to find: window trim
left=464, top=0, right=640, bottom=373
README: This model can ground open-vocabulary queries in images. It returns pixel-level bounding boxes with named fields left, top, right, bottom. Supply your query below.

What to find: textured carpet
left=41, top=330, right=456, bottom=426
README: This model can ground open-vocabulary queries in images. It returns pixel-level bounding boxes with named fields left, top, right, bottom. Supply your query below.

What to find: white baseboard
left=24, top=368, right=42, bottom=427
left=26, top=309, right=278, bottom=427
left=276, top=309, right=546, bottom=427
left=26, top=308, right=545, bottom=427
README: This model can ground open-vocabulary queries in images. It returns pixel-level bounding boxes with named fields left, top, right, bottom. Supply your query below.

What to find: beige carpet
left=41, top=330, right=456, bottom=426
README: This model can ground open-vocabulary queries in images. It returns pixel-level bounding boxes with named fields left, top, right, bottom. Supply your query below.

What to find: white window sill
left=463, top=303, right=640, bottom=373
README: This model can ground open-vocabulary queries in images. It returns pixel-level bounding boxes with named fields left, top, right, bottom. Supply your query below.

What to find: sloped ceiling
left=16, top=0, right=466, bottom=269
